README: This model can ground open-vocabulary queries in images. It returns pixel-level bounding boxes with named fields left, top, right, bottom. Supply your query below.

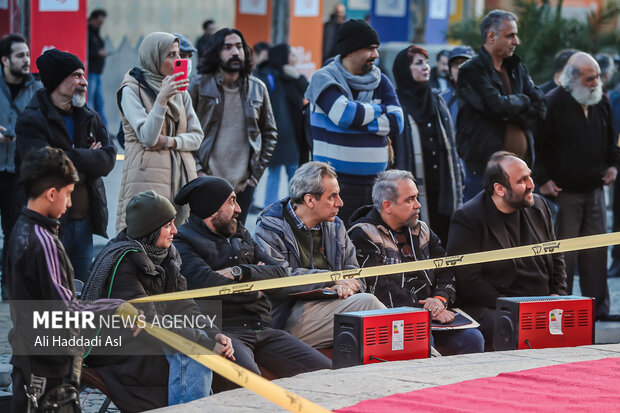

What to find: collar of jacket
left=0, top=70, right=37, bottom=100
left=22, top=207, right=60, bottom=234
left=478, top=45, right=522, bottom=75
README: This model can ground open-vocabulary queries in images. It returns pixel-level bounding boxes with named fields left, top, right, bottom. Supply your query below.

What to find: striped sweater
left=309, top=73, right=404, bottom=184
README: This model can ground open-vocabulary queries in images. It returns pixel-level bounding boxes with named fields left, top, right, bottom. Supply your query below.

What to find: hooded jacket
left=254, top=198, right=359, bottom=328
left=348, top=205, right=456, bottom=308
left=15, top=88, right=116, bottom=237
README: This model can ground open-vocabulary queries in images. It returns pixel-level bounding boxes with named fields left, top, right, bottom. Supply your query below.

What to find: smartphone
left=173, top=59, right=188, bottom=91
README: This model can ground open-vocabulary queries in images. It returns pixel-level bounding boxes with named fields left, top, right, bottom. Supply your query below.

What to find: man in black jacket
left=15, top=49, right=116, bottom=282
left=536, top=52, right=620, bottom=321
left=173, top=177, right=331, bottom=392
left=7, top=147, right=124, bottom=412
left=87, top=9, right=108, bottom=125
left=447, top=152, right=567, bottom=350
left=456, top=10, right=545, bottom=202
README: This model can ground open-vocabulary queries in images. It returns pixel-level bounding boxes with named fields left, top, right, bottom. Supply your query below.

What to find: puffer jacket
left=456, top=47, right=546, bottom=173
left=188, top=72, right=277, bottom=183
left=0, top=71, right=42, bottom=173
left=254, top=198, right=360, bottom=328
left=15, top=89, right=116, bottom=237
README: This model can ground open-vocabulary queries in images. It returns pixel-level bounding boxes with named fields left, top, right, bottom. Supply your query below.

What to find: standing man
left=0, top=34, right=42, bottom=298
left=538, top=49, right=577, bottom=94
left=87, top=9, right=108, bottom=126
left=322, top=4, right=346, bottom=63
left=456, top=10, right=545, bottom=202
left=429, top=50, right=450, bottom=93
left=305, top=19, right=404, bottom=226
left=15, top=49, right=116, bottom=282
left=536, top=52, right=620, bottom=321
left=189, top=28, right=277, bottom=225
left=196, top=19, right=216, bottom=60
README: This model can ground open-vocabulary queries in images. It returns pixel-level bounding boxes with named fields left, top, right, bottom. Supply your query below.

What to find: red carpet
left=336, top=358, right=620, bottom=412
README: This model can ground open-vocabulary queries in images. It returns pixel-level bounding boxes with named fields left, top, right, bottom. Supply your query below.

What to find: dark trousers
left=338, top=181, right=373, bottom=228
left=432, top=328, right=485, bottom=355
left=556, top=188, right=610, bottom=318
left=612, top=179, right=620, bottom=260
left=236, top=184, right=256, bottom=226
left=425, top=189, right=451, bottom=246
left=212, top=327, right=331, bottom=392
left=463, top=169, right=484, bottom=203
left=0, top=171, right=19, bottom=299
left=477, top=307, right=501, bottom=352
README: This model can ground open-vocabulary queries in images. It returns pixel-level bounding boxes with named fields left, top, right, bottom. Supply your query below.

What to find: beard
left=504, top=187, right=534, bottom=209
left=570, top=81, right=603, bottom=106
left=72, top=91, right=86, bottom=107
left=361, top=59, right=375, bottom=74
left=403, top=209, right=421, bottom=228
left=9, top=61, right=29, bottom=80
left=212, top=210, right=238, bottom=237
left=220, top=56, right=243, bottom=73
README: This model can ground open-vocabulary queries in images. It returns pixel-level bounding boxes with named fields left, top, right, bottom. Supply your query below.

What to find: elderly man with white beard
left=535, top=51, right=620, bottom=321
left=15, top=49, right=116, bottom=282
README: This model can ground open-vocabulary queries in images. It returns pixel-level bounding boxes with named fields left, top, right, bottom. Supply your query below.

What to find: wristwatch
left=231, top=266, right=243, bottom=282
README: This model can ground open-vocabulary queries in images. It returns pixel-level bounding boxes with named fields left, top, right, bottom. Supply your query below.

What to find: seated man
left=254, top=161, right=385, bottom=349
left=446, top=151, right=567, bottom=350
left=348, top=170, right=484, bottom=355
left=83, top=190, right=233, bottom=410
left=173, top=177, right=331, bottom=392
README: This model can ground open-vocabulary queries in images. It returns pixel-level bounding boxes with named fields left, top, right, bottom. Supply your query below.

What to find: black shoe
left=608, top=259, right=620, bottom=277
left=597, top=314, right=620, bottom=322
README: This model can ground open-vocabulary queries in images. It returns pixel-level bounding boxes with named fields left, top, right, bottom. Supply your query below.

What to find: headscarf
left=138, top=32, right=183, bottom=122
left=392, top=46, right=436, bottom=123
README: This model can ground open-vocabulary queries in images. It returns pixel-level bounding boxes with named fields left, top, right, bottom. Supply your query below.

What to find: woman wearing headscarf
left=254, top=43, right=310, bottom=207
left=84, top=190, right=234, bottom=411
left=392, top=45, right=463, bottom=244
left=116, top=32, right=203, bottom=234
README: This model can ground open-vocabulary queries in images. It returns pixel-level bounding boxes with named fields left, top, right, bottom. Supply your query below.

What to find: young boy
left=6, top=147, right=122, bottom=412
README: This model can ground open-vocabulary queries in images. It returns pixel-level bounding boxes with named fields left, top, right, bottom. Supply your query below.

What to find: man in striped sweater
left=305, top=19, right=404, bottom=227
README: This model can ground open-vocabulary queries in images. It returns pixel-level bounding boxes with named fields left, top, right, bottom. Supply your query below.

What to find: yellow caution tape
left=130, top=232, right=620, bottom=304
left=115, top=303, right=331, bottom=413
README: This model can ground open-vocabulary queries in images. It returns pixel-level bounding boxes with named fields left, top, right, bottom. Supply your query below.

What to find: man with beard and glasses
left=189, top=28, right=277, bottom=225
left=305, top=19, right=403, bottom=227
left=348, top=170, right=484, bottom=355
left=535, top=52, right=620, bottom=321
left=0, top=34, right=42, bottom=299
left=446, top=151, right=567, bottom=350
left=15, top=49, right=116, bottom=282
left=173, top=176, right=331, bottom=392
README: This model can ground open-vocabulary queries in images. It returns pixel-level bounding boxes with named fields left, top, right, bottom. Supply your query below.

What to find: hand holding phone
left=173, top=59, right=189, bottom=91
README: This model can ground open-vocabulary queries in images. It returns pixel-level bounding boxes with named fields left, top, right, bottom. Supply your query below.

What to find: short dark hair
left=198, top=28, right=253, bottom=76
left=553, top=49, right=577, bottom=74
left=0, top=33, right=27, bottom=67
left=89, top=9, right=107, bottom=20
left=483, top=151, right=517, bottom=196
left=19, top=147, right=78, bottom=199
left=253, top=41, right=270, bottom=54
left=437, top=49, right=450, bottom=61
left=203, top=19, right=215, bottom=30
left=480, top=10, right=518, bottom=43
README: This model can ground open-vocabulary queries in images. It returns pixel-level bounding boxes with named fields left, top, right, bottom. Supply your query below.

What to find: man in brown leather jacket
left=189, top=28, right=277, bottom=224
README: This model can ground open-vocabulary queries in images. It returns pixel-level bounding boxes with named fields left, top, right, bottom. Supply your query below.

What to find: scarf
left=138, top=32, right=183, bottom=123
left=305, top=55, right=381, bottom=104
left=392, top=48, right=436, bottom=123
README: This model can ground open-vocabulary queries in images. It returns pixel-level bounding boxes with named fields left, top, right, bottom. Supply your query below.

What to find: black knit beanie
left=337, top=19, right=380, bottom=58
left=126, top=190, right=176, bottom=238
left=36, top=49, right=85, bottom=92
left=174, top=176, right=234, bottom=219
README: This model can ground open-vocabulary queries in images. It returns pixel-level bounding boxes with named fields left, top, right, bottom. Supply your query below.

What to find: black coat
left=456, top=47, right=546, bottom=172
left=446, top=192, right=567, bottom=320
left=15, top=89, right=116, bottom=237
left=174, top=214, right=287, bottom=329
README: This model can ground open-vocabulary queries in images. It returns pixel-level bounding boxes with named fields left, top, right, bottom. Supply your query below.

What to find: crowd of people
left=1, top=6, right=620, bottom=412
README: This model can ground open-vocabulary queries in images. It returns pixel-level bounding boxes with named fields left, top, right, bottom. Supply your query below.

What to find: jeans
left=166, top=342, right=213, bottom=404
left=432, top=327, right=485, bottom=355
left=264, top=164, right=297, bottom=208
left=61, top=218, right=93, bottom=282
left=338, top=181, right=374, bottom=228
left=87, top=72, right=107, bottom=126
left=236, top=184, right=256, bottom=225
left=463, top=169, right=484, bottom=203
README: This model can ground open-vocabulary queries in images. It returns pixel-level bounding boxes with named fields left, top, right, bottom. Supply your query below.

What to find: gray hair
left=559, top=63, right=581, bottom=90
left=480, top=10, right=518, bottom=43
left=289, top=161, right=338, bottom=204
left=372, top=170, right=415, bottom=210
